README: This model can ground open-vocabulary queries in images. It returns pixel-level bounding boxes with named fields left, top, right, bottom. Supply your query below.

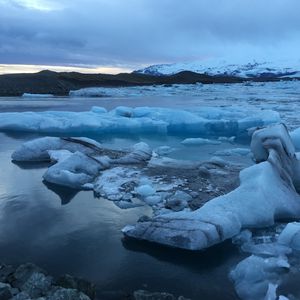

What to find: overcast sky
left=0, top=0, right=299, bottom=73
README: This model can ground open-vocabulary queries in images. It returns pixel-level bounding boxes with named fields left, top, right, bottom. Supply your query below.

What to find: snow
left=0, top=106, right=280, bottom=137
left=135, top=59, right=300, bottom=78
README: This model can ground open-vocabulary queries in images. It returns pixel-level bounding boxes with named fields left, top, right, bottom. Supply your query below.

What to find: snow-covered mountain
left=135, top=59, right=300, bottom=78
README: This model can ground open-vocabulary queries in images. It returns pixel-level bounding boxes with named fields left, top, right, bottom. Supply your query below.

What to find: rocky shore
left=0, top=262, right=193, bottom=300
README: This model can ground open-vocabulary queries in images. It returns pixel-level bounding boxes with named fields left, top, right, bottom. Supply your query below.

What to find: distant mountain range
left=0, top=59, right=299, bottom=96
left=135, top=59, right=300, bottom=78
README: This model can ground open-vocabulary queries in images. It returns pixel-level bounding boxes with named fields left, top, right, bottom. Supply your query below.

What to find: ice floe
left=0, top=106, right=280, bottom=137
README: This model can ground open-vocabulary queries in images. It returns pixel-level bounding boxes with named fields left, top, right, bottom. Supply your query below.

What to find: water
left=1, top=81, right=299, bottom=299
left=0, top=132, right=244, bottom=300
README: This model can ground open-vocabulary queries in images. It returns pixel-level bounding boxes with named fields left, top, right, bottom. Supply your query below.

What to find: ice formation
left=0, top=106, right=280, bottom=137
left=123, top=124, right=300, bottom=250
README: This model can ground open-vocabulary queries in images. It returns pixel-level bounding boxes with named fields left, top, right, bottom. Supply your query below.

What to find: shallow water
left=0, top=132, right=245, bottom=300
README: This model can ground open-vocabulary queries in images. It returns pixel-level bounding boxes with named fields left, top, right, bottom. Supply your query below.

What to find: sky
left=0, top=0, right=299, bottom=74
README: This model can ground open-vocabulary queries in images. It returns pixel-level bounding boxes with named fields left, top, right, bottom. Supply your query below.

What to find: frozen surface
left=0, top=106, right=280, bottom=137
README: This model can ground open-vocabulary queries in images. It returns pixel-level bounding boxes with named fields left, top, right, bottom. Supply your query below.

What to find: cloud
left=0, top=0, right=299, bottom=71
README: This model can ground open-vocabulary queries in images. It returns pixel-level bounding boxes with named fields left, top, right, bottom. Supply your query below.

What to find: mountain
left=0, top=70, right=245, bottom=96
left=135, top=59, right=300, bottom=78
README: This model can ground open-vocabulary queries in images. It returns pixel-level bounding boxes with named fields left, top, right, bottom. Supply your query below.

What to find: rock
left=0, top=264, right=15, bottom=282
left=55, top=274, right=96, bottom=300
left=47, top=287, right=91, bottom=300
left=133, top=289, right=176, bottom=300
left=21, top=272, right=52, bottom=298
left=12, top=291, right=31, bottom=300
left=165, top=191, right=191, bottom=211
left=11, top=263, right=52, bottom=298
left=0, top=282, right=13, bottom=300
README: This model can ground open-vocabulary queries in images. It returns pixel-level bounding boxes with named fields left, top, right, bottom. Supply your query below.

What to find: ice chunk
left=12, top=137, right=103, bottom=162
left=114, top=142, right=152, bottom=164
left=43, top=151, right=104, bottom=189
left=22, top=93, right=54, bottom=98
left=123, top=124, right=300, bottom=250
left=181, top=138, right=221, bottom=145
left=135, top=185, right=156, bottom=197
left=278, top=222, right=300, bottom=250
left=230, top=255, right=289, bottom=300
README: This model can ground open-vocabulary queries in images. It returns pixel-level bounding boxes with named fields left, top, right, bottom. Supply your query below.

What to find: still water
left=0, top=96, right=251, bottom=300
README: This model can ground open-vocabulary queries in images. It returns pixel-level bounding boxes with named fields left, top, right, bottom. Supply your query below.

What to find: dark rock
left=133, top=290, right=176, bottom=300
left=0, top=264, right=15, bottom=283
left=0, top=282, right=13, bottom=300
left=11, top=263, right=52, bottom=298
left=47, top=287, right=91, bottom=300
left=11, top=291, right=30, bottom=300
left=55, top=274, right=96, bottom=300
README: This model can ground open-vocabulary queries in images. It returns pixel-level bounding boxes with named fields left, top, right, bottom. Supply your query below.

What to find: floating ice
left=278, top=222, right=300, bottom=250
left=43, top=151, right=105, bottom=189
left=0, top=106, right=280, bottom=137
left=123, top=124, right=300, bottom=250
left=22, top=93, right=54, bottom=98
left=230, top=255, right=289, bottom=300
left=12, top=137, right=103, bottom=162
left=181, top=138, right=221, bottom=145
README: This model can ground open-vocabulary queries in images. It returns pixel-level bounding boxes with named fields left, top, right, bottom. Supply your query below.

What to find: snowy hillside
left=135, top=59, right=300, bottom=78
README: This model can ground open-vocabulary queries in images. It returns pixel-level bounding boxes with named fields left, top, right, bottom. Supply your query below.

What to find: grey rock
left=21, top=272, right=52, bottom=298
left=0, top=282, right=13, bottom=300
left=134, top=289, right=176, bottom=300
left=165, top=191, right=191, bottom=211
left=47, top=287, right=91, bottom=300
left=55, top=274, right=96, bottom=299
left=12, top=291, right=31, bottom=300
left=0, top=264, right=15, bottom=282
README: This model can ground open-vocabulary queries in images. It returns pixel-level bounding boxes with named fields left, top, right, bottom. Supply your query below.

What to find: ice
left=22, top=93, right=54, bottom=98
left=114, top=142, right=152, bottom=164
left=213, top=148, right=251, bottom=157
left=94, top=167, right=140, bottom=201
left=290, top=128, right=300, bottom=150
left=278, top=222, right=300, bottom=250
left=43, top=151, right=104, bottom=189
left=135, top=185, right=156, bottom=197
left=12, top=137, right=103, bottom=162
left=123, top=124, right=300, bottom=250
left=181, top=138, right=221, bottom=145
left=0, top=106, right=280, bottom=137
left=230, top=255, right=289, bottom=300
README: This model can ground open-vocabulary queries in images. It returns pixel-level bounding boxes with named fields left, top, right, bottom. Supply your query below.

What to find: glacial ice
left=22, top=93, right=54, bottom=98
left=181, top=138, right=221, bottom=145
left=11, top=136, right=103, bottom=162
left=43, top=151, right=105, bottom=189
left=278, top=222, right=300, bottom=250
left=123, top=124, right=300, bottom=250
left=230, top=255, right=290, bottom=300
left=0, top=106, right=280, bottom=137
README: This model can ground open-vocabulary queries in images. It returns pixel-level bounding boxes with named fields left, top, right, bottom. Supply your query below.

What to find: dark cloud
left=0, top=0, right=299, bottom=69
